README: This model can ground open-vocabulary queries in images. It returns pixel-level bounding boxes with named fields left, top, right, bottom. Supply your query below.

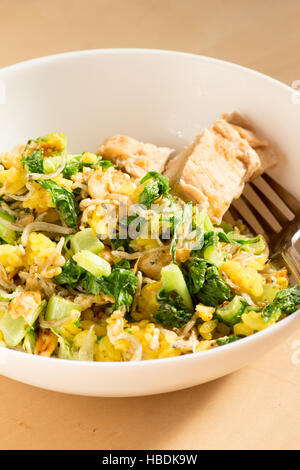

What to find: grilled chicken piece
left=98, top=135, right=174, bottom=179
left=164, top=118, right=261, bottom=224
left=138, top=251, right=172, bottom=280
left=223, top=112, right=278, bottom=179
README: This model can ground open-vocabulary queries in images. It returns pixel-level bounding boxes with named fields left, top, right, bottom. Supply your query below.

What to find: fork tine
left=223, top=209, right=236, bottom=225
left=250, top=177, right=295, bottom=226
left=262, top=173, right=300, bottom=215
left=226, top=205, right=245, bottom=225
left=232, top=197, right=271, bottom=236
left=242, top=184, right=282, bottom=232
left=240, top=194, right=280, bottom=236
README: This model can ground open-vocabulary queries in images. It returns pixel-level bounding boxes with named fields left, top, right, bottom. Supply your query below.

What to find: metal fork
left=227, top=174, right=300, bottom=283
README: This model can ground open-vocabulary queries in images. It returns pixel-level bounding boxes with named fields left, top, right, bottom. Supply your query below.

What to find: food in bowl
left=0, top=113, right=298, bottom=362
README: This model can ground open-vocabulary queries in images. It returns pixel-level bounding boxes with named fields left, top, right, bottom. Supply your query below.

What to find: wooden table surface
left=1, top=0, right=300, bottom=450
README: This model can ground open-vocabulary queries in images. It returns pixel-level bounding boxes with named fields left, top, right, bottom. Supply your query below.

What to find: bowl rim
left=0, top=47, right=295, bottom=96
left=0, top=48, right=298, bottom=368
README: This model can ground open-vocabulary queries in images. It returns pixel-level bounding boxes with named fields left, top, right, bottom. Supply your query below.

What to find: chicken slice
left=223, top=112, right=278, bottom=179
left=164, top=118, right=261, bottom=224
left=98, top=135, right=174, bottom=179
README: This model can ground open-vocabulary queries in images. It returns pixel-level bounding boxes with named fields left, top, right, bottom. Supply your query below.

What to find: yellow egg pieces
left=0, top=245, right=24, bottom=276
left=220, top=259, right=265, bottom=297
left=25, top=232, right=65, bottom=278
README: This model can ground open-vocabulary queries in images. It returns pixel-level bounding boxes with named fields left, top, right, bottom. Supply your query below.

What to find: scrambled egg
left=196, top=304, right=215, bottom=322
left=0, top=167, right=27, bottom=195
left=0, top=129, right=295, bottom=364
left=221, top=260, right=265, bottom=297
left=137, top=282, right=160, bottom=317
left=198, top=319, right=218, bottom=340
left=234, top=310, right=271, bottom=336
left=69, top=309, right=183, bottom=361
left=25, top=232, right=64, bottom=278
left=0, top=151, right=22, bottom=170
left=87, top=167, right=135, bottom=200
left=23, top=183, right=54, bottom=213
left=0, top=245, right=24, bottom=275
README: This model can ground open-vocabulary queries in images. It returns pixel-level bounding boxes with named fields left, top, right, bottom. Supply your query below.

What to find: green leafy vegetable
left=217, top=231, right=265, bottom=254
left=184, top=257, right=207, bottom=294
left=262, top=284, right=300, bottom=323
left=97, top=262, right=138, bottom=312
left=111, top=235, right=134, bottom=253
left=55, top=258, right=83, bottom=287
left=62, top=154, right=114, bottom=179
left=154, top=290, right=193, bottom=328
left=55, top=257, right=111, bottom=295
left=62, top=156, right=83, bottom=179
left=98, top=160, right=115, bottom=169
left=154, top=264, right=194, bottom=328
left=139, top=171, right=172, bottom=209
left=37, top=179, right=79, bottom=228
left=202, top=231, right=218, bottom=249
left=216, top=335, right=241, bottom=346
left=225, top=232, right=262, bottom=246
left=21, top=150, right=44, bottom=174
left=55, top=259, right=138, bottom=312
left=43, top=153, right=114, bottom=179
left=184, top=257, right=231, bottom=306
left=196, top=263, right=231, bottom=306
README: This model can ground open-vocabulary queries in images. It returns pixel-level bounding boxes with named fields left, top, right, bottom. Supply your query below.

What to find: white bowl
left=0, top=49, right=299, bottom=397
